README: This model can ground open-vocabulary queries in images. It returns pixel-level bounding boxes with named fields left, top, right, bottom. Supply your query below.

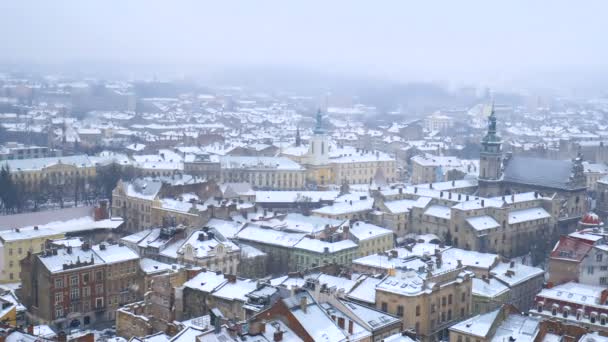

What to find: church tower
left=478, top=103, right=503, bottom=196
left=295, top=126, right=301, bottom=147
left=307, top=109, right=330, bottom=166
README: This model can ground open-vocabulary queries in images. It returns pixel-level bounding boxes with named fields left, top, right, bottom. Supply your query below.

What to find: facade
left=0, top=142, right=58, bottom=160
left=183, top=154, right=221, bottom=180
left=0, top=227, right=64, bottom=283
left=490, top=261, right=544, bottom=312
left=534, top=282, right=608, bottom=334
left=177, top=229, right=241, bottom=275
left=20, top=243, right=141, bottom=330
left=471, top=277, right=511, bottom=315
left=1, top=155, right=96, bottom=192
left=220, top=156, right=306, bottom=190
left=375, top=259, right=473, bottom=342
left=348, top=221, right=395, bottom=257
left=112, top=178, right=161, bottom=232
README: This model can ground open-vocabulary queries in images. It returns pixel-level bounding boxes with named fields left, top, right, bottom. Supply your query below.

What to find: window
left=96, top=271, right=103, bottom=282
left=83, top=286, right=90, bottom=297
left=431, top=304, right=436, bottom=313
left=55, top=307, right=64, bottom=319
left=83, top=273, right=89, bottom=284
left=55, top=292, right=63, bottom=304
left=448, top=309, right=452, bottom=321
left=96, top=284, right=103, bottom=294
left=8, top=249, right=12, bottom=256
left=397, top=305, right=404, bottom=317
left=17, top=247, right=22, bottom=255
left=448, top=294, right=453, bottom=305
left=415, top=305, right=420, bottom=316
left=55, top=278, right=64, bottom=288
left=601, top=277, right=608, bottom=285
left=442, top=296, right=446, bottom=306
left=461, top=308, right=465, bottom=317
left=381, top=302, right=388, bottom=312
left=598, top=254, right=603, bottom=262
left=588, top=266, right=595, bottom=275
left=70, top=275, right=79, bottom=286
left=70, top=287, right=79, bottom=300
left=8, top=261, right=13, bottom=268
left=84, top=316, right=90, bottom=325
left=95, top=297, right=104, bottom=309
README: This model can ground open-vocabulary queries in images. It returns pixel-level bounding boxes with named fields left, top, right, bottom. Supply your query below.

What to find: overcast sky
left=0, top=1, right=606, bottom=85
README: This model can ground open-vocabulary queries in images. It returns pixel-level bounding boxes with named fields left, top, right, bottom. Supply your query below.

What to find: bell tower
left=478, top=102, right=503, bottom=196
left=307, top=109, right=330, bottom=166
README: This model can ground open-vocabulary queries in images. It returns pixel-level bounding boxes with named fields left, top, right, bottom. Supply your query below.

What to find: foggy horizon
left=1, top=1, right=607, bottom=90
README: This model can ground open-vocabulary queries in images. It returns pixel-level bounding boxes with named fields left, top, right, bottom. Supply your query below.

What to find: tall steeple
left=479, top=101, right=503, bottom=183
left=482, top=101, right=500, bottom=144
left=295, top=126, right=301, bottom=147
left=314, top=109, right=325, bottom=135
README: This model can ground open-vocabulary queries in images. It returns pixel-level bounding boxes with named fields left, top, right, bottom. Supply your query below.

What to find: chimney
left=414, top=187, right=418, bottom=193
left=452, top=180, right=455, bottom=186
left=481, top=200, right=485, bottom=207
left=430, top=183, right=433, bottom=189
left=300, top=296, right=307, bottom=313
left=338, top=317, right=345, bottom=329
left=440, top=191, right=443, bottom=198
left=348, top=320, right=354, bottom=334
left=457, top=259, right=463, bottom=268
left=511, top=193, right=515, bottom=202
left=399, top=188, right=403, bottom=194
left=458, top=194, right=461, bottom=200
left=274, top=330, right=284, bottom=342
left=466, top=195, right=469, bottom=201
left=66, top=246, right=72, bottom=254
left=343, top=226, right=350, bottom=240
left=448, top=192, right=452, bottom=199
left=34, top=226, right=39, bottom=230
left=510, top=260, right=515, bottom=268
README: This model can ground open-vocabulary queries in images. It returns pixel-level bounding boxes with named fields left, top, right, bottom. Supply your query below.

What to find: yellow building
left=282, top=110, right=397, bottom=187
left=0, top=298, right=17, bottom=326
left=348, top=221, right=395, bottom=257
left=0, top=227, right=64, bottom=283
left=1, top=155, right=96, bottom=191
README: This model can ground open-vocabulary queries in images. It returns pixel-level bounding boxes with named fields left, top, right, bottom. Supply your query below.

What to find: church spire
left=314, top=109, right=325, bottom=135
left=295, top=126, right=301, bottom=147
left=483, top=101, right=500, bottom=144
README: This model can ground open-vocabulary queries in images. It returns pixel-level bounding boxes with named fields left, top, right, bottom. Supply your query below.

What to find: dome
left=581, top=212, right=601, bottom=225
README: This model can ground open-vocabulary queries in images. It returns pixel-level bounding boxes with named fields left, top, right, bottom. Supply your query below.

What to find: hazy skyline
left=1, top=1, right=606, bottom=87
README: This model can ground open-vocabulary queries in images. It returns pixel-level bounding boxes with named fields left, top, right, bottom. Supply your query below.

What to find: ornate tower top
left=482, top=101, right=501, bottom=145
left=314, top=109, right=325, bottom=135
left=295, top=126, right=301, bottom=147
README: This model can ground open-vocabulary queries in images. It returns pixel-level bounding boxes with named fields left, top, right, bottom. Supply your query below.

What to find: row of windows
left=54, top=271, right=104, bottom=288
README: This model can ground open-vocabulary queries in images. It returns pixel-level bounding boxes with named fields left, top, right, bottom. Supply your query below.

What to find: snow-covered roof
left=236, top=225, right=305, bottom=247
left=508, top=207, right=551, bottom=225
left=182, top=270, right=227, bottom=293
left=348, top=221, right=393, bottom=241
left=490, top=262, right=544, bottom=287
